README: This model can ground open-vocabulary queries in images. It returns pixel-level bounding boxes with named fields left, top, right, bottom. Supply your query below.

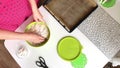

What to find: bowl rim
left=25, top=22, right=50, bottom=47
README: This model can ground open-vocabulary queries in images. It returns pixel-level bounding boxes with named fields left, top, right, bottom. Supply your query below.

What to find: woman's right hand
left=24, top=32, right=45, bottom=44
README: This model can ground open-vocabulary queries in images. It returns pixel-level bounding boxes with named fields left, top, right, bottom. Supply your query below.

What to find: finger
left=39, top=37, right=44, bottom=40
left=35, top=38, right=44, bottom=44
left=37, top=18, right=42, bottom=22
left=38, top=17, right=45, bottom=22
left=35, top=18, right=43, bottom=22
left=39, top=38, right=45, bottom=43
left=40, top=18, right=45, bottom=22
left=34, top=18, right=39, bottom=22
left=39, top=36, right=45, bottom=40
left=40, top=39, right=45, bottom=42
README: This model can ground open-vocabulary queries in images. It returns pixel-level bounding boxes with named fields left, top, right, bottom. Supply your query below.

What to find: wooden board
left=0, top=40, right=20, bottom=68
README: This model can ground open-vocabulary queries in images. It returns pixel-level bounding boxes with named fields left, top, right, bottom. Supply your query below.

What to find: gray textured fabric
left=78, top=6, right=120, bottom=59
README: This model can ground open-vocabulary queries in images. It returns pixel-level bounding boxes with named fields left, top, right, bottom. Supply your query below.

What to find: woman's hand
left=28, top=0, right=45, bottom=22
left=25, top=32, right=45, bottom=44
left=0, top=29, right=44, bottom=44
left=33, top=9, right=45, bottom=22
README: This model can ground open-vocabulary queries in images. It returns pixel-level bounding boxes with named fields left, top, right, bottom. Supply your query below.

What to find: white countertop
left=4, top=6, right=109, bottom=68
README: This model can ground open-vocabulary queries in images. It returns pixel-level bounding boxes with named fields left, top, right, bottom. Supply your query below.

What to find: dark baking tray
left=44, top=0, right=98, bottom=32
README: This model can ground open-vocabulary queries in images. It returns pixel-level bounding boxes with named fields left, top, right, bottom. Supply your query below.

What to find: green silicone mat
left=100, top=0, right=116, bottom=8
left=71, top=53, right=87, bottom=68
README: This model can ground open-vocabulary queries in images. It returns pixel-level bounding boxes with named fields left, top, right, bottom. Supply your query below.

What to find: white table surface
left=4, top=6, right=109, bottom=68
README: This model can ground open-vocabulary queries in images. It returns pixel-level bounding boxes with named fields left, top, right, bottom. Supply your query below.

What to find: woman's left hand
left=33, top=9, right=45, bottom=22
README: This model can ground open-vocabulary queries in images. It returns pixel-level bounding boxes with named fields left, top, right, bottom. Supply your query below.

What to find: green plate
left=25, top=22, right=50, bottom=47
left=57, top=36, right=83, bottom=61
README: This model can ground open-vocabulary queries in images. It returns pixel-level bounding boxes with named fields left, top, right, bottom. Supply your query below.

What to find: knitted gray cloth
left=78, top=6, right=120, bottom=59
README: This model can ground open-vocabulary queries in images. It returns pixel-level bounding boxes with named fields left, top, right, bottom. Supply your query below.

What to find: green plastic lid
left=100, top=0, right=116, bottom=8
left=57, top=36, right=82, bottom=61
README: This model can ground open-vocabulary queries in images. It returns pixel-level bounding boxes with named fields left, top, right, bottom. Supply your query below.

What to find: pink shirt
left=0, top=0, right=38, bottom=31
